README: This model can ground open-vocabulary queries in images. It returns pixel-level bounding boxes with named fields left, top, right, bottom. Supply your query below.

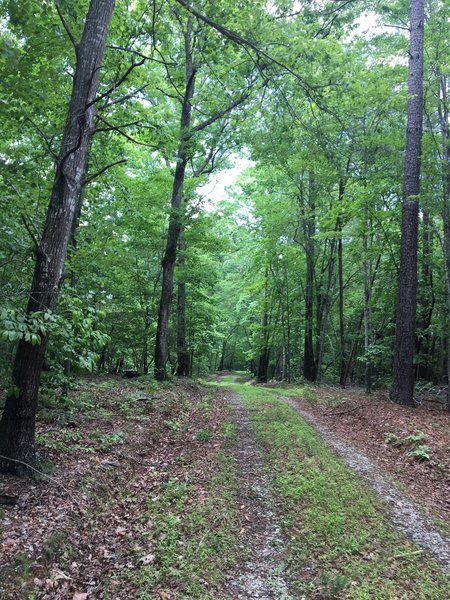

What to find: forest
left=1, top=0, right=449, bottom=466
left=0, top=1, right=449, bottom=598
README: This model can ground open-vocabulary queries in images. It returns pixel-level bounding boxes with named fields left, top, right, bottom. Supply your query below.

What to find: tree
left=0, top=0, right=116, bottom=472
left=153, top=5, right=255, bottom=380
left=390, top=0, right=425, bottom=406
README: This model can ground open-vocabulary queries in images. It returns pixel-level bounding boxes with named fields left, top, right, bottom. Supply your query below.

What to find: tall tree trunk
left=362, top=231, right=373, bottom=393
left=316, top=237, right=337, bottom=381
left=154, top=19, right=196, bottom=381
left=390, top=0, right=425, bottom=406
left=257, top=268, right=270, bottom=383
left=176, top=235, right=190, bottom=376
left=0, top=0, right=115, bottom=473
left=284, top=263, right=292, bottom=383
left=303, top=172, right=316, bottom=381
left=415, top=210, right=435, bottom=379
left=218, top=339, right=227, bottom=371
left=141, top=307, right=151, bottom=375
left=438, top=74, right=450, bottom=411
left=337, top=210, right=346, bottom=387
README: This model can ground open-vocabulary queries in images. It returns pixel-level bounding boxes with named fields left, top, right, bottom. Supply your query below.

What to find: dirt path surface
left=281, top=396, right=450, bottom=573
left=224, top=390, right=293, bottom=599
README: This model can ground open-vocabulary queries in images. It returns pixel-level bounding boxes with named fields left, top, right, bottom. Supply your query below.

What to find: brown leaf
left=73, top=594, right=88, bottom=600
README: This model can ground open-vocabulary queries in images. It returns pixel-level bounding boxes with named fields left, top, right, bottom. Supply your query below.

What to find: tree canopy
left=1, top=0, right=449, bottom=469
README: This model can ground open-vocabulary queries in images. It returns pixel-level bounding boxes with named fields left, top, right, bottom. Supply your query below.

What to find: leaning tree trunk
left=154, top=19, right=196, bottom=381
left=390, top=0, right=425, bottom=407
left=0, top=0, right=116, bottom=473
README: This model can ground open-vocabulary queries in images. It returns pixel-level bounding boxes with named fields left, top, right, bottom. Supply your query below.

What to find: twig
left=83, top=159, right=127, bottom=185
left=26, top=117, right=58, bottom=161
left=54, top=2, right=78, bottom=51
left=391, top=549, right=423, bottom=560
left=20, top=214, right=40, bottom=250
left=324, top=403, right=373, bottom=417
left=0, top=454, right=79, bottom=504
left=89, top=60, right=146, bottom=109
left=189, top=91, right=251, bottom=135
left=107, top=45, right=176, bottom=66
left=383, top=23, right=410, bottom=32
left=98, top=84, right=149, bottom=111
left=96, top=115, right=159, bottom=148
left=114, top=451, right=154, bottom=468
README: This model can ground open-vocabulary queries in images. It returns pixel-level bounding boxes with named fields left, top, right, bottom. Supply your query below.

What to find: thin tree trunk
left=316, top=238, right=337, bottom=381
left=0, top=0, right=115, bottom=473
left=141, top=308, right=151, bottom=375
left=154, top=19, right=196, bottom=381
left=257, top=268, right=270, bottom=383
left=219, top=339, right=227, bottom=371
left=438, top=74, right=450, bottom=410
left=176, top=235, right=190, bottom=376
left=415, top=210, right=435, bottom=379
left=343, top=253, right=381, bottom=387
left=391, top=0, right=425, bottom=406
left=337, top=210, right=346, bottom=387
left=303, top=172, right=316, bottom=381
left=284, top=263, right=292, bottom=383
left=362, top=233, right=373, bottom=393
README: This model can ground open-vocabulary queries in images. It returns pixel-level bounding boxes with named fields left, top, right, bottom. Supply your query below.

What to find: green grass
left=266, top=384, right=319, bottom=404
left=138, top=437, right=238, bottom=599
left=225, top=383, right=449, bottom=599
left=135, top=383, right=240, bottom=599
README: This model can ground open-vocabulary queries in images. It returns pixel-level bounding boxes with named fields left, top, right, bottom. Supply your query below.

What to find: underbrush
left=2, top=378, right=241, bottom=599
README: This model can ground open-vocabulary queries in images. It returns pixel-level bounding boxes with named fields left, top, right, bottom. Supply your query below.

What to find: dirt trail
left=224, top=390, right=293, bottom=599
left=281, top=396, right=450, bottom=573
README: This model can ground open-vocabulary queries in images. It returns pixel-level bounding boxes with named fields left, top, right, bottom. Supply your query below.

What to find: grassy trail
left=1, top=375, right=448, bottom=599
left=215, top=377, right=449, bottom=599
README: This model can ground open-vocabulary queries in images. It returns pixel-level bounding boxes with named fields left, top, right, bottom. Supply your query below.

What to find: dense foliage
left=0, top=0, right=449, bottom=414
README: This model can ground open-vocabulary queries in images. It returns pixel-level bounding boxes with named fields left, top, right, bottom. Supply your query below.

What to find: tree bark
left=303, top=172, right=317, bottom=381
left=0, top=0, right=116, bottom=473
left=154, top=19, right=196, bottom=381
left=176, top=235, right=190, bottom=376
left=415, top=210, right=435, bottom=380
left=390, top=0, right=424, bottom=406
left=438, top=74, right=450, bottom=411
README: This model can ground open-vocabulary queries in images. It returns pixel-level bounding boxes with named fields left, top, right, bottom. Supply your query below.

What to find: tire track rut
left=223, top=390, right=293, bottom=599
